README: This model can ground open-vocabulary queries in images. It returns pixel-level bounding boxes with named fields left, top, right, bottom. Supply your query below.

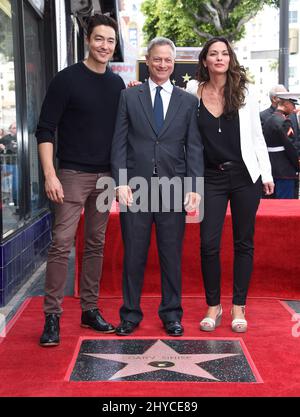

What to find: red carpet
left=75, top=200, right=300, bottom=299
left=0, top=296, right=300, bottom=397
left=1, top=200, right=298, bottom=397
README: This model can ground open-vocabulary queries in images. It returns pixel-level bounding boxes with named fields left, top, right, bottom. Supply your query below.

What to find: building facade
left=288, top=0, right=300, bottom=91
left=0, top=0, right=57, bottom=307
left=235, top=2, right=300, bottom=109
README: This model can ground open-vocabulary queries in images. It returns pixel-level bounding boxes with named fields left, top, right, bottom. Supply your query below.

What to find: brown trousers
left=44, top=169, right=110, bottom=315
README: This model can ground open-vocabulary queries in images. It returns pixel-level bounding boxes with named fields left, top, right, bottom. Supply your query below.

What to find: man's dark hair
left=86, top=14, right=118, bottom=41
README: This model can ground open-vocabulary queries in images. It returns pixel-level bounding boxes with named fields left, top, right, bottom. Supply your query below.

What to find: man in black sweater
left=36, top=14, right=125, bottom=347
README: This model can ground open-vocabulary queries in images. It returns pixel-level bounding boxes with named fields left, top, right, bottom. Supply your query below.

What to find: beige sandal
left=231, top=305, right=247, bottom=333
left=200, top=305, right=222, bottom=332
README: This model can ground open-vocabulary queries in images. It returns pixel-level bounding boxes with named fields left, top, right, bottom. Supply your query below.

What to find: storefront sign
left=110, top=63, right=136, bottom=86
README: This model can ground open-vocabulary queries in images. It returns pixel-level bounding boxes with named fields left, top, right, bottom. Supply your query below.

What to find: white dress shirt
left=148, top=78, right=173, bottom=119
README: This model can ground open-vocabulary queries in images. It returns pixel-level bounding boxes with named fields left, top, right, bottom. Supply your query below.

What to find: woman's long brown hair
left=197, top=37, right=249, bottom=117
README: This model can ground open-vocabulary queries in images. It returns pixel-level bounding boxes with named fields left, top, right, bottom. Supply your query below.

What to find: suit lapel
left=158, top=86, right=183, bottom=137
left=138, top=82, right=183, bottom=137
left=138, top=82, right=157, bottom=135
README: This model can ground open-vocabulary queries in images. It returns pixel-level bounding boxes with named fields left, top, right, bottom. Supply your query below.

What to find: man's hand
left=45, top=174, right=64, bottom=204
left=263, top=182, right=275, bottom=196
left=184, top=192, right=201, bottom=212
left=116, top=185, right=133, bottom=207
left=127, top=80, right=142, bottom=88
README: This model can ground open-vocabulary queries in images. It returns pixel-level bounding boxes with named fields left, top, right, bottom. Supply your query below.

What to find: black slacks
left=200, top=164, right=262, bottom=306
left=119, top=208, right=186, bottom=324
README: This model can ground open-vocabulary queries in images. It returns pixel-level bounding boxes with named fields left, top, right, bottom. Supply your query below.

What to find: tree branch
left=211, top=0, right=226, bottom=21
left=193, top=27, right=215, bottom=40
left=224, top=0, right=233, bottom=9
left=235, top=5, right=264, bottom=32
left=192, top=12, right=211, bottom=24
left=227, top=0, right=241, bottom=13
left=202, top=2, right=223, bottom=31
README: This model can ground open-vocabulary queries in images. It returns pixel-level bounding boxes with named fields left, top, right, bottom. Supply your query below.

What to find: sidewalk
left=0, top=248, right=75, bottom=334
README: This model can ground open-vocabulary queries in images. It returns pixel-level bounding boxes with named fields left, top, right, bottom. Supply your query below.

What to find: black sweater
left=36, top=62, right=125, bottom=172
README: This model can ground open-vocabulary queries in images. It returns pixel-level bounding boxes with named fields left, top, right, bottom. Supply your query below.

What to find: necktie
left=153, top=86, right=164, bottom=133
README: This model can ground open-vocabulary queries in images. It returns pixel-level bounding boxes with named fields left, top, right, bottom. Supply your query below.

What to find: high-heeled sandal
left=231, top=305, right=247, bottom=333
left=200, top=305, right=222, bottom=332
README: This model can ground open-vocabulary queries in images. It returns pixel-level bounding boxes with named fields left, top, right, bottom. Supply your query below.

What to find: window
left=23, top=2, right=47, bottom=214
left=289, top=11, right=298, bottom=24
left=129, top=27, right=137, bottom=47
left=289, top=67, right=296, bottom=78
left=1, top=0, right=54, bottom=239
left=0, top=0, right=20, bottom=235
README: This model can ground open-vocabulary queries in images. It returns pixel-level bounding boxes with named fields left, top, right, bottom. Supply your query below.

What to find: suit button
left=156, top=141, right=159, bottom=144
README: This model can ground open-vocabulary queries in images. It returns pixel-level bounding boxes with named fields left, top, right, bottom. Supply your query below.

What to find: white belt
left=267, top=146, right=285, bottom=152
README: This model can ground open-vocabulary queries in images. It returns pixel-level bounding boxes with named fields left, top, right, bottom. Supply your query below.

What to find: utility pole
left=279, top=0, right=289, bottom=88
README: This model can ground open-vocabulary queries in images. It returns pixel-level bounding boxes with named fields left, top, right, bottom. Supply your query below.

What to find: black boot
left=81, top=308, right=115, bottom=333
left=39, top=314, right=60, bottom=347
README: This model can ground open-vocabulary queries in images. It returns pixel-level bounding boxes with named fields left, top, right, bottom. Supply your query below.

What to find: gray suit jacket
left=111, top=81, right=204, bottom=201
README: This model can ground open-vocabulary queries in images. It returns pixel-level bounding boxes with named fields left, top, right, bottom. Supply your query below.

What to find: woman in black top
left=187, top=37, right=274, bottom=332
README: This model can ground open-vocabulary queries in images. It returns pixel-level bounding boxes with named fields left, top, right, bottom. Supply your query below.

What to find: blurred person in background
left=260, top=85, right=300, bottom=158
left=262, top=93, right=300, bottom=199
left=0, top=122, right=18, bottom=207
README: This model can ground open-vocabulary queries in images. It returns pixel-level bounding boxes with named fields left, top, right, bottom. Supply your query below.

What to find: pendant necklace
left=218, top=117, right=222, bottom=133
left=203, top=82, right=222, bottom=133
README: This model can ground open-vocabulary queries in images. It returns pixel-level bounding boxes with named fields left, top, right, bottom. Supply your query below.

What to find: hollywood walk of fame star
left=182, top=73, right=192, bottom=83
left=83, top=339, right=239, bottom=381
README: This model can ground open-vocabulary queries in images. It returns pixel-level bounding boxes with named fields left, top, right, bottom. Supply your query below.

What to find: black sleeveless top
left=198, top=99, right=243, bottom=167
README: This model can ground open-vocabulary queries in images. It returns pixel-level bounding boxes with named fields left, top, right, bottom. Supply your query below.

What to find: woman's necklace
left=203, top=82, right=223, bottom=134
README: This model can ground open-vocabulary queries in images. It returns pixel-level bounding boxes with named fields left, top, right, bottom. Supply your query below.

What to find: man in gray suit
left=111, top=37, right=204, bottom=336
